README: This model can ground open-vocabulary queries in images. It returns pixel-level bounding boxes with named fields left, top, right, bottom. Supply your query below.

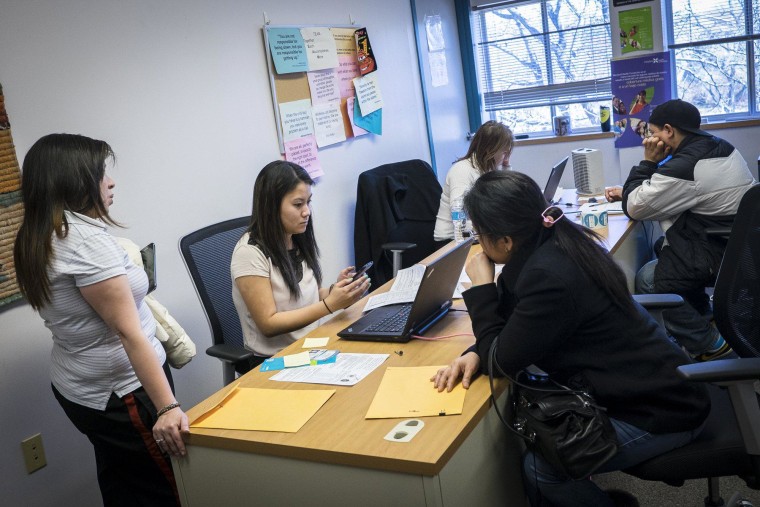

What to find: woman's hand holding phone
left=324, top=265, right=371, bottom=311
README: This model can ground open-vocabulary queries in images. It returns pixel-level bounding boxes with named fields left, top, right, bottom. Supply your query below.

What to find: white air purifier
left=571, top=148, right=604, bottom=196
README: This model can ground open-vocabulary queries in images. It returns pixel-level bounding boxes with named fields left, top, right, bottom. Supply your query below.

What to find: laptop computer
left=337, top=239, right=473, bottom=343
left=543, top=156, right=569, bottom=203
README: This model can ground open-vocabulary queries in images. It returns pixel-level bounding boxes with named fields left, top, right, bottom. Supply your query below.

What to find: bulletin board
left=263, top=24, right=383, bottom=178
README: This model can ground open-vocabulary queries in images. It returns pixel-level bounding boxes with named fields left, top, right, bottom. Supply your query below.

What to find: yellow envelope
left=191, top=387, right=335, bottom=432
left=365, top=366, right=466, bottom=419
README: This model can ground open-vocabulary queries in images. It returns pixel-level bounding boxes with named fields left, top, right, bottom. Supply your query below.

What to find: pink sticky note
left=284, top=135, right=324, bottom=179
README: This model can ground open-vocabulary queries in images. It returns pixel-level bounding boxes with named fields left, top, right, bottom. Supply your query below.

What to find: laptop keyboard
left=365, top=304, right=412, bottom=333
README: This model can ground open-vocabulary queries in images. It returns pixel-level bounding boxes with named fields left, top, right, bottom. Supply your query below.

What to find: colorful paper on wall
left=190, top=387, right=335, bottom=432
left=346, top=97, right=368, bottom=137
left=337, top=55, right=360, bottom=99
left=353, top=95, right=382, bottom=135
left=354, top=27, right=377, bottom=75
left=301, top=27, right=339, bottom=71
left=353, top=73, right=383, bottom=116
left=611, top=52, right=671, bottom=149
left=284, top=135, right=323, bottom=179
left=331, top=27, right=359, bottom=56
left=312, top=101, right=347, bottom=147
left=268, top=27, right=309, bottom=74
left=279, top=99, right=314, bottom=142
left=307, top=68, right=341, bottom=105
left=618, top=6, right=654, bottom=54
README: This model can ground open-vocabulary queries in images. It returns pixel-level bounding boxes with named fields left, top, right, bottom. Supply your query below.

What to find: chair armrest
left=677, top=357, right=760, bottom=383
left=633, top=293, right=684, bottom=309
left=381, top=242, right=417, bottom=252
left=206, top=344, right=255, bottom=363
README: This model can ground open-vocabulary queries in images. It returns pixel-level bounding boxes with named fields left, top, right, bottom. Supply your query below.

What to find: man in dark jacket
left=606, top=99, right=755, bottom=360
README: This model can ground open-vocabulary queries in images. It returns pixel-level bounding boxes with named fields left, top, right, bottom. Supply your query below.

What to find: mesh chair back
left=179, top=217, right=250, bottom=350
left=713, top=184, right=760, bottom=358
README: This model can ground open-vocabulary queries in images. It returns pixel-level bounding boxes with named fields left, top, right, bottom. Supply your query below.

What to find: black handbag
left=488, top=340, right=618, bottom=480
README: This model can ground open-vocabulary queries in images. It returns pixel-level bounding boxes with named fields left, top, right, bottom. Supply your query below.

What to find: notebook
left=337, top=239, right=473, bottom=343
left=543, top=156, right=569, bottom=203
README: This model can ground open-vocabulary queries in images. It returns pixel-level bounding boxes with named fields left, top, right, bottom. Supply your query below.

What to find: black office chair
left=353, top=159, right=443, bottom=288
left=625, top=184, right=760, bottom=506
left=179, top=216, right=254, bottom=385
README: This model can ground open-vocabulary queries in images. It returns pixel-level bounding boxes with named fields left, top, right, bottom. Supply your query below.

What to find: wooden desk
left=172, top=244, right=526, bottom=507
left=172, top=223, right=650, bottom=506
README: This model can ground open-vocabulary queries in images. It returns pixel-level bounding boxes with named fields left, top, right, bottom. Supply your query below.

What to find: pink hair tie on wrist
left=542, top=206, right=564, bottom=228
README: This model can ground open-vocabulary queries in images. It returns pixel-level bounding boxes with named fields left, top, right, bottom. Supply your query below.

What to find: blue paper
left=268, top=27, right=309, bottom=74
left=353, top=98, right=382, bottom=135
left=260, top=349, right=339, bottom=372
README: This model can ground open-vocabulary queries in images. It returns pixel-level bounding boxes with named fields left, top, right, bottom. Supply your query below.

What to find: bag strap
left=487, top=339, right=536, bottom=443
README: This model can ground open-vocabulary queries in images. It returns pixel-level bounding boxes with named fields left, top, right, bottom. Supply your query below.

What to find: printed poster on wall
left=618, top=6, right=654, bottom=54
left=611, top=52, right=672, bottom=149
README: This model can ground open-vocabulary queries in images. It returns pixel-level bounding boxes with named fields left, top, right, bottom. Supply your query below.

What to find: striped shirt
left=39, top=211, right=164, bottom=411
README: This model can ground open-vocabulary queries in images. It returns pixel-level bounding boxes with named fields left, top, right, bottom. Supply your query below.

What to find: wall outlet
left=21, top=433, right=47, bottom=474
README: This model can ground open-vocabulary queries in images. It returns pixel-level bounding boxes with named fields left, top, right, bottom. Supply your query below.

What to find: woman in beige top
left=231, top=161, right=370, bottom=372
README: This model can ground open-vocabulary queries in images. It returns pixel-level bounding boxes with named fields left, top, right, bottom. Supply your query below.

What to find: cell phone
left=352, top=261, right=373, bottom=282
left=140, top=243, right=157, bottom=294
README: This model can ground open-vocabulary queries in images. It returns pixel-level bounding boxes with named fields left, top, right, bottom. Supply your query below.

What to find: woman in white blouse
left=434, top=121, right=515, bottom=241
left=231, top=161, right=370, bottom=371
left=14, top=133, right=185, bottom=506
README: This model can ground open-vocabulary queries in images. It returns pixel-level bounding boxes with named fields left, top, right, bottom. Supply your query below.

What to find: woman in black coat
left=433, top=171, right=709, bottom=506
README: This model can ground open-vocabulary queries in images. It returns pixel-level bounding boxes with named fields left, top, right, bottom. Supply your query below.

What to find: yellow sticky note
left=303, top=337, right=330, bottom=348
left=191, top=387, right=335, bottom=432
left=283, top=351, right=311, bottom=368
left=365, top=366, right=466, bottom=419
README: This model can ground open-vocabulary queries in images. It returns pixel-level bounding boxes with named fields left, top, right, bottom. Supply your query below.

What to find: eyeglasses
left=542, top=207, right=564, bottom=225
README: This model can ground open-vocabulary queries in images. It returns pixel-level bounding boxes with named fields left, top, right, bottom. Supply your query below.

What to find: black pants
left=52, top=365, right=179, bottom=507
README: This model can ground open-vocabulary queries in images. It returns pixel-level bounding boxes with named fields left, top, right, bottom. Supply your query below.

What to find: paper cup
left=581, top=208, right=608, bottom=233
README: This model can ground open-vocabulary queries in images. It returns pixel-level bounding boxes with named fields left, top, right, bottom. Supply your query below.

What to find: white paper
left=270, top=353, right=389, bottom=386
left=429, top=51, right=449, bottom=88
left=301, top=27, right=339, bottom=71
left=425, top=15, right=446, bottom=51
left=303, top=337, right=330, bottom=348
left=307, top=68, right=341, bottom=105
left=283, top=351, right=311, bottom=368
left=353, top=73, right=383, bottom=116
left=311, top=102, right=346, bottom=148
left=362, top=265, right=425, bottom=312
left=279, top=99, right=314, bottom=142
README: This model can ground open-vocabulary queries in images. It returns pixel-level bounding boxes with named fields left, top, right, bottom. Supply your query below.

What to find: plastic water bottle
left=451, top=197, right=467, bottom=243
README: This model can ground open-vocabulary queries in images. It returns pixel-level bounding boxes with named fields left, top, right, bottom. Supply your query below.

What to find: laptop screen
left=543, top=156, right=569, bottom=203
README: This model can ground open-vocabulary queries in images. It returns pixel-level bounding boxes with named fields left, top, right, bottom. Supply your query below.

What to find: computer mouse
left=588, top=197, right=598, bottom=203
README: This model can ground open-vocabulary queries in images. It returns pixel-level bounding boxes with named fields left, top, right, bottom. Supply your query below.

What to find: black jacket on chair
left=354, top=160, right=442, bottom=288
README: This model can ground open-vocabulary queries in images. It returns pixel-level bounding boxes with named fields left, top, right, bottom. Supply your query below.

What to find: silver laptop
left=337, top=239, right=473, bottom=343
left=543, top=156, right=569, bottom=203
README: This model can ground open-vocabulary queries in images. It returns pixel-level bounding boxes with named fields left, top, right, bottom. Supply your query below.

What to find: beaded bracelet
left=323, top=299, right=334, bottom=314
left=157, top=402, right=181, bottom=417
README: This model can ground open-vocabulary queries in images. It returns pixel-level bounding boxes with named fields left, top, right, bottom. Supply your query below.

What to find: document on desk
left=365, top=366, right=466, bottom=419
left=362, top=264, right=425, bottom=312
left=270, top=352, right=389, bottom=386
left=190, top=387, right=334, bottom=432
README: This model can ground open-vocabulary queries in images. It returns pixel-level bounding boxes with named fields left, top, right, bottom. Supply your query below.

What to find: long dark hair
left=247, top=160, right=322, bottom=299
left=464, top=171, right=637, bottom=317
left=14, top=133, right=118, bottom=310
left=459, top=121, right=514, bottom=175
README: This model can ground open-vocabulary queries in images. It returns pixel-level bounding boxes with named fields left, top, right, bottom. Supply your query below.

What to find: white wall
left=0, top=1, right=429, bottom=504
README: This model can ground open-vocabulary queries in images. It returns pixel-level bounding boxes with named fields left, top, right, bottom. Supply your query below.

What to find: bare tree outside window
left=472, top=0, right=611, bottom=135
left=669, top=0, right=760, bottom=119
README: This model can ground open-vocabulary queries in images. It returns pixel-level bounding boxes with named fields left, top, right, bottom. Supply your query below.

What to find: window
left=470, top=0, right=611, bottom=136
left=666, top=0, right=760, bottom=120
